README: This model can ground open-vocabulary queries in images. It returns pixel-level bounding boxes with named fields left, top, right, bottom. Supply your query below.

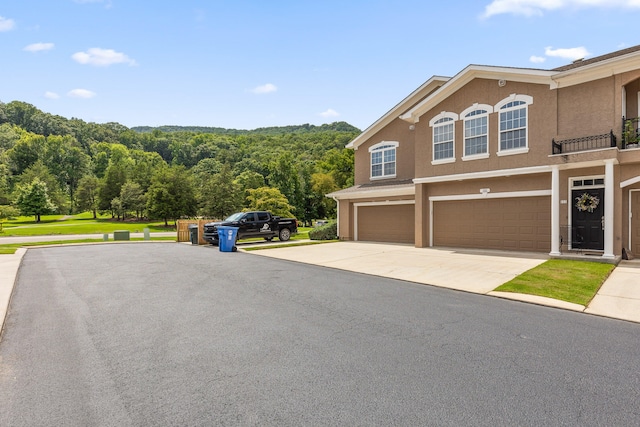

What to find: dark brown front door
left=571, top=188, right=605, bottom=250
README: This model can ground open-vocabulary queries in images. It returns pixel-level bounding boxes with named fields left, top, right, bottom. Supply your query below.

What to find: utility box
left=113, top=230, right=130, bottom=241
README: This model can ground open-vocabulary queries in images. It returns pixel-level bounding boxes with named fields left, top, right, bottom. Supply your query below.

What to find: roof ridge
left=552, top=44, right=640, bottom=72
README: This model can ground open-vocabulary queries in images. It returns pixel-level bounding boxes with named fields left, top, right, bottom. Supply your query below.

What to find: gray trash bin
left=188, top=224, right=199, bottom=245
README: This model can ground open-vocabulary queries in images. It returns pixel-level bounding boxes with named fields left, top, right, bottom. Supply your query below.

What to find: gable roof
left=552, top=44, right=640, bottom=72
left=346, top=76, right=449, bottom=150
left=399, top=65, right=556, bottom=124
left=347, top=44, right=640, bottom=149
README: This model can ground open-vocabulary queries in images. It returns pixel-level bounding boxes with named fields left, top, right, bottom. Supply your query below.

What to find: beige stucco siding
left=413, top=79, right=558, bottom=179
left=557, top=77, right=617, bottom=139
left=353, top=117, right=416, bottom=186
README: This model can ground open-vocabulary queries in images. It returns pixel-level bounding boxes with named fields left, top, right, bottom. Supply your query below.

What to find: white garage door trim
left=428, top=190, right=551, bottom=247
left=630, top=189, right=640, bottom=251
left=354, top=200, right=415, bottom=241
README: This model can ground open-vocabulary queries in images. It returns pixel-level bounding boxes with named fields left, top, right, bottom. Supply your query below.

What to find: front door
left=571, top=188, right=605, bottom=250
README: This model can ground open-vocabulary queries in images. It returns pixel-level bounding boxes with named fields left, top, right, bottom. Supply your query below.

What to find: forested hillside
left=0, top=100, right=359, bottom=225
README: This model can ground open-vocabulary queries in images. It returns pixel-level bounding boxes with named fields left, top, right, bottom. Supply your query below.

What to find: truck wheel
left=278, top=228, right=291, bottom=241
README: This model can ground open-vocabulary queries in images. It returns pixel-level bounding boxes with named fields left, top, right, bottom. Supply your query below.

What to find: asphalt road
left=1, top=243, right=639, bottom=426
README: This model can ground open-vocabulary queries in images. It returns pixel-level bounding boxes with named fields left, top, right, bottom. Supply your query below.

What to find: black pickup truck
left=203, top=211, right=298, bottom=245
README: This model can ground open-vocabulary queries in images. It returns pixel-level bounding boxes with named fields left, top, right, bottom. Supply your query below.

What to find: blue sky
left=1, top=0, right=640, bottom=130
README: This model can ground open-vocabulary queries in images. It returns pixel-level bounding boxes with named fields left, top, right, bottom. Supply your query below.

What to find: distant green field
left=0, top=213, right=174, bottom=236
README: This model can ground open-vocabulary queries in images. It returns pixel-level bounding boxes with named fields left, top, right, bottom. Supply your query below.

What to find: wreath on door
left=575, top=192, right=600, bottom=213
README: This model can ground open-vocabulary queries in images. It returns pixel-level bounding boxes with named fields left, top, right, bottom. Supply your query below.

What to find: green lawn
left=494, top=259, right=615, bottom=306
left=0, top=213, right=174, bottom=236
left=0, top=237, right=177, bottom=254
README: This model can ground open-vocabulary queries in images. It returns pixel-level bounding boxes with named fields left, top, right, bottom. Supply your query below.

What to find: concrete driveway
left=250, top=241, right=640, bottom=322
left=251, top=242, right=547, bottom=293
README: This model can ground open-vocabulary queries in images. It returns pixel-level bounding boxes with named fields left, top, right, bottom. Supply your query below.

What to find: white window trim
left=461, top=103, right=493, bottom=161
left=429, top=111, right=458, bottom=164
left=495, top=94, right=532, bottom=155
left=368, top=140, right=399, bottom=180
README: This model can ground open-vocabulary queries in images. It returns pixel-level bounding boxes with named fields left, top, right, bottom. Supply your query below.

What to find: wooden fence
left=176, top=219, right=216, bottom=245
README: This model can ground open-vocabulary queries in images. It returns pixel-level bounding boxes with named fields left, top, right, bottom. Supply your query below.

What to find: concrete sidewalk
left=0, top=248, right=26, bottom=335
left=249, top=242, right=640, bottom=324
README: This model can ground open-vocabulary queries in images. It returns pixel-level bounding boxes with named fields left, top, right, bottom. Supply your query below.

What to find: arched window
left=429, top=112, right=458, bottom=163
left=461, top=104, right=492, bottom=159
left=495, top=94, right=533, bottom=154
left=369, top=141, right=398, bottom=179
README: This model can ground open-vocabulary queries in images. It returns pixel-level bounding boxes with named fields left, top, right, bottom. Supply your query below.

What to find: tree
left=245, top=187, right=294, bottom=218
left=198, top=164, right=242, bottom=219
left=119, top=181, right=146, bottom=219
left=98, top=163, right=128, bottom=214
left=14, top=178, right=57, bottom=222
left=6, top=132, right=45, bottom=175
left=0, top=205, right=20, bottom=231
left=268, top=152, right=303, bottom=217
left=146, top=165, right=196, bottom=226
left=318, top=148, right=354, bottom=189
left=311, top=172, right=339, bottom=219
left=16, top=160, right=67, bottom=213
left=43, top=135, right=90, bottom=213
left=76, top=175, right=100, bottom=218
left=234, top=170, right=265, bottom=208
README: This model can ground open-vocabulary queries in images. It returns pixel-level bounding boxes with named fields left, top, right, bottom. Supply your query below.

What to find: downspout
left=332, top=196, right=340, bottom=240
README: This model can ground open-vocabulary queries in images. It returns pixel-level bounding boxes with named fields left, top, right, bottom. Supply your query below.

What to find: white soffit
left=327, top=184, right=415, bottom=200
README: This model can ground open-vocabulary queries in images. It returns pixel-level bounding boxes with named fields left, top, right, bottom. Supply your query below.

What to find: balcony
left=622, top=117, right=640, bottom=149
left=552, top=131, right=616, bottom=155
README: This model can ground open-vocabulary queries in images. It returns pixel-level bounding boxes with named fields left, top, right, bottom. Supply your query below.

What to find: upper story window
left=461, top=104, right=492, bottom=160
left=369, top=141, right=398, bottom=179
left=495, top=94, right=532, bottom=155
left=429, top=112, right=458, bottom=164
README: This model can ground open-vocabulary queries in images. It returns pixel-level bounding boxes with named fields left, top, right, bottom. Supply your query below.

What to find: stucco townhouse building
left=328, top=44, right=640, bottom=259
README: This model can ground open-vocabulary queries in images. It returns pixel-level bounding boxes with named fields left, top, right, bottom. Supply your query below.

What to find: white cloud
left=72, top=48, right=137, bottom=67
left=545, top=46, right=590, bottom=60
left=0, top=16, right=16, bottom=32
left=249, top=83, right=278, bottom=94
left=319, top=108, right=339, bottom=118
left=24, top=43, right=55, bottom=53
left=482, top=0, right=640, bottom=18
left=67, top=89, right=96, bottom=99
left=529, top=55, right=546, bottom=64
left=44, top=91, right=60, bottom=99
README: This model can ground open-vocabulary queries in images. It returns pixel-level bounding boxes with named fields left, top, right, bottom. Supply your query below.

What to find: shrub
left=309, top=222, right=337, bottom=240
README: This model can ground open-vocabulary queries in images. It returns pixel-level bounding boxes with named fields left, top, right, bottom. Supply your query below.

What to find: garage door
left=358, top=204, right=415, bottom=244
left=433, top=197, right=550, bottom=252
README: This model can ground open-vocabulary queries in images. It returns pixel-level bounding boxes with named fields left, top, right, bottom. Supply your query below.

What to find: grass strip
left=0, top=237, right=176, bottom=254
left=494, top=259, right=615, bottom=306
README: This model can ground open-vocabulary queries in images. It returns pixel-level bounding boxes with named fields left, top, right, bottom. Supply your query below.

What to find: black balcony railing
left=552, top=130, right=616, bottom=154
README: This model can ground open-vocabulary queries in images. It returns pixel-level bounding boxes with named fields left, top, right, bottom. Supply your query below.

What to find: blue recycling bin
left=217, top=226, right=239, bottom=252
